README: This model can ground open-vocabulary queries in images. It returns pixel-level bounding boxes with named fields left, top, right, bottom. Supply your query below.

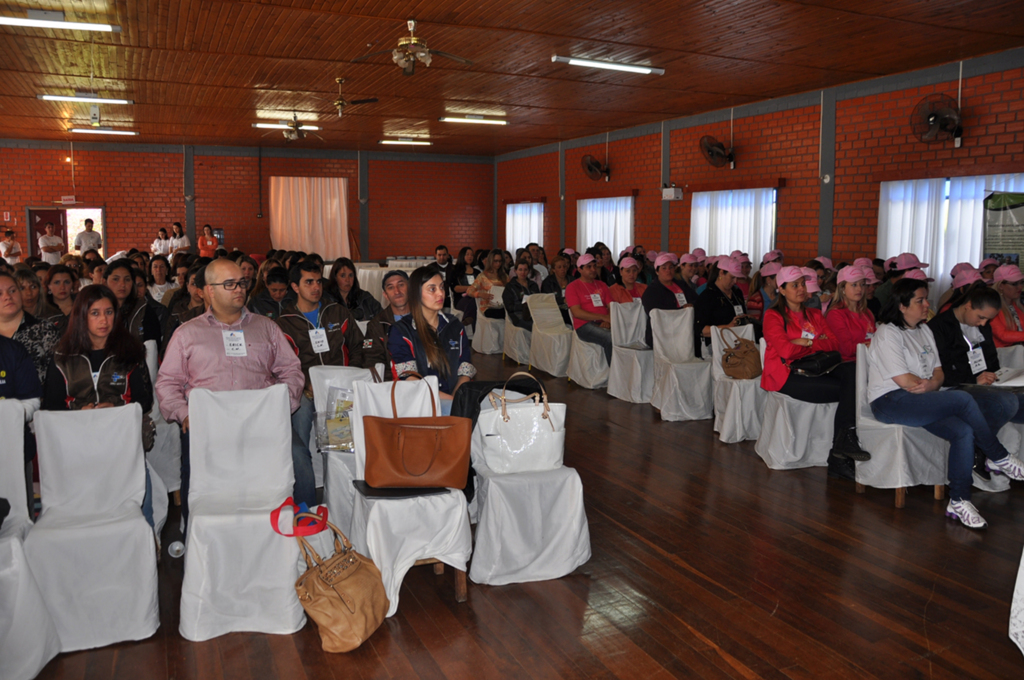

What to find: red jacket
left=761, top=306, right=838, bottom=392
left=990, top=302, right=1024, bottom=347
left=825, top=306, right=875, bottom=362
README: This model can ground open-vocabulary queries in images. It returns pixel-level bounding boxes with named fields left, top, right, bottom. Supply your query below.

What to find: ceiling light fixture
left=379, top=138, right=432, bottom=146
left=1, top=10, right=121, bottom=32
left=39, top=92, right=133, bottom=105
left=252, top=123, right=320, bottom=131
left=438, top=115, right=507, bottom=126
left=68, top=127, right=137, bottom=136
left=551, top=55, right=664, bottom=76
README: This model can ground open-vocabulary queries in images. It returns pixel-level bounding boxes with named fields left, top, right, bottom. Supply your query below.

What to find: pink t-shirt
left=565, top=279, right=612, bottom=330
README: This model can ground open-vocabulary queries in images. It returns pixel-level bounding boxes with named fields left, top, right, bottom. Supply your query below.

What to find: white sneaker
left=945, top=500, right=988, bottom=529
left=985, top=455, right=1024, bottom=481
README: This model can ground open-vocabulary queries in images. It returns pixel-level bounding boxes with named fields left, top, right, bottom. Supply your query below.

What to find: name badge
left=222, top=330, right=247, bottom=357
left=590, top=293, right=604, bottom=307
left=733, top=304, right=743, bottom=316
left=801, top=329, right=815, bottom=340
left=309, top=328, right=329, bottom=354
left=674, top=292, right=688, bottom=307
left=967, top=347, right=986, bottom=374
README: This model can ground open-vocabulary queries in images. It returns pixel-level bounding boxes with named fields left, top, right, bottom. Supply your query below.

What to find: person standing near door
left=1, top=230, right=22, bottom=265
left=38, top=222, right=64, bottom=265
left=73, top=218, right=102, bottom=255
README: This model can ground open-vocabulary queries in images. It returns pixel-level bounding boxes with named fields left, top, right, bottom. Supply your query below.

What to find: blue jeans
left=576, top=321, right=613, bottom=363
left=870, top=388, right=1011, bottom=501
left=957, top=384, right=1024, bottom=433
left=142, top=465, right=153, bottom=529
left=290, top=394, right=317, bottom=507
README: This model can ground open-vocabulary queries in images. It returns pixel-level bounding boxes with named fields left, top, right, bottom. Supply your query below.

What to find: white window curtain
left=269, top=176, right=349, bottom=258
left=689, top=188, right=776, bottom=264
left=577, top=196, right=633, bottom=256
left=506, top=202, right=544, bottom=251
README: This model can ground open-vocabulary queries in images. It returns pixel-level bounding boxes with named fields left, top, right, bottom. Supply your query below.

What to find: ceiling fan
left=333, top=78, right=378, bottom=117
left=351, top=19, right=473, bottom=76
left=256, top=113, right=323, bottom=142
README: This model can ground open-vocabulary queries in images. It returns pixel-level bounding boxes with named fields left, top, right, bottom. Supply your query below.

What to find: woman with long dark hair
left=388, top=265, right=474, bottom=415
left=46, top=264, right=76, bottom=317
left=103, top=259, right=162, bottom=347
left=450, top=247, right=479, bottom=325
left=326, top=257, right=381, bottom=321
left=147, top=255, right=177, bottom=302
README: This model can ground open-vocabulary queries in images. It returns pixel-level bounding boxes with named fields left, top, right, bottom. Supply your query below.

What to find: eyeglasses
left=208, top=278, right=251, bottom=291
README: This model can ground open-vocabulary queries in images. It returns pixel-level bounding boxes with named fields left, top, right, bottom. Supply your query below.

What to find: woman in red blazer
left=762, top=266, right=869, bottom=470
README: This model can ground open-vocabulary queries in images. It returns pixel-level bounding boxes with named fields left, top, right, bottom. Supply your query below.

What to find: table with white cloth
left=1012, top=544, right=1024, bottom=656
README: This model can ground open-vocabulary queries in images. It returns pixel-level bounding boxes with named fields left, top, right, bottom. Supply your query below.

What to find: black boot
left=827, top=454, right=856, bottom=481
left=974, top=447, right=991, bottom=480
left=837, top=427, right=871, bottom=462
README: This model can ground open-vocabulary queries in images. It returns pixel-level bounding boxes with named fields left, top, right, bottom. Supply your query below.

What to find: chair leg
left=855, top=483, right=865, bottom=494
left=454, top=568, right=467, bottom=603
left=894, top=487, right=906, bottom=508
left=934, top=485, right=944, bottom=500
left=173, top=490, right=181, bottom=506
left=433, top=562, right=445, bottom=575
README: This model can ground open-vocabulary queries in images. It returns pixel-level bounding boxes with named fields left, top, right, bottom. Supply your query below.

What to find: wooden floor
left=37, top=353, right=1024, bottom=679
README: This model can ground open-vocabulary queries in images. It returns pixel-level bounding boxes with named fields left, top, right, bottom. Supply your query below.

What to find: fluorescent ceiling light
left=551, top=55, right=664, bottom=76
left=379, top=138, right=432, bottom=146
left=39, top=93, right=133, bottom=105
left=1, top=11, right=120, bottom=32
left=438, top=115, right=507, bottom=126
left=68, top=127, right=137, bottom=136
left=252, top=123, right=320, bottom=131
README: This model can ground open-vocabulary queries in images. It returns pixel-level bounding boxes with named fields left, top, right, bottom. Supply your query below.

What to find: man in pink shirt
left=157, top=259, right=305, bottom=524
left=564, top=253, right=613, bottom=362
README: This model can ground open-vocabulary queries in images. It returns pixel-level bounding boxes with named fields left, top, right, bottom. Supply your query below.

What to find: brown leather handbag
left=362, top=378, right=472, bottom=488
left=294, top=513, right=389, bottom=653
left=721, top=327, right=762, bottom=380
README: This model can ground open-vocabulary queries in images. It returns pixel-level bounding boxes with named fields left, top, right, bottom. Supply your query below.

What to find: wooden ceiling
left=2, top=1, right=1024, bottom=156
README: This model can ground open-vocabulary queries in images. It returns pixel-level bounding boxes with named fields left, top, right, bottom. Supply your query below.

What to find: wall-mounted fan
left=699, top=135, right=734, bottom=168
left=581, top=154, right=610, bottom=181
left=352, top=19, right=473, bottom=76
left=912, top=94, right=963, bottom=145
left=333, top=78, right=378, bottom=117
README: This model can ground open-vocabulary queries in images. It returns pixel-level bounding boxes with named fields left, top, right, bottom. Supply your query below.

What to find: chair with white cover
left=472, top=287, right=505, bottom=355
left=607, top=301, right=654, bottom=403
left=852, top=344, right=947, bottom=507
left=350, top=377, right=472, bottom=616
left=0, top=400, right=61, bottom=680
left=997, top=344, right=1024, bottom=369
left=179, top=385, right=304, bottom=641
left=526, top=293, right=572, bottom=378
left=469, top=377, right=591, bottom=585
left=504, top=316, right=532, bottom=365
left=567, top=309, right=610, bottom=389
left=649, top=308, right=712, bottom=420
left=144, top=340, right=181, bottom=497
left=710, top=325, right=766, bottom=443
left=25, top=404, right=159, bottom=652
left=754, top=338, right=837, bottom=469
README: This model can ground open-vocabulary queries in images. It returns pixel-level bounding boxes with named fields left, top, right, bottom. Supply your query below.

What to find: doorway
left=26, top=207, right=106, bottom=260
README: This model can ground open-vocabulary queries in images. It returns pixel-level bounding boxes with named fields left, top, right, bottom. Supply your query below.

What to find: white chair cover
left=144, top=339, right=181, bottom=492
left=25, top=405, right=159, bottom=652
left=472, top=313, right=505, bottom=354
left=998, top=344, right=1024, bottom=369
left=179, top=385, right=304, bottom=641
left=753, top=338, right=837, bottom=469
left=309, top=365, right=377, bottom=536
left=1012, top=544, right=1024, bottom=655
left=607, top=301, right=654, bottom=403
left=710, top=325, right=766, bottom=442
left=649, top=308, right=712, bottom=420
left=567, top=309, right=609, bottom=389
left=526, top=294, right=572, bottom=378
left=503, top=316, right=532, bottom=365
left=0, top=401, right=30, bottom=542
left=854, top=344, right=948, bottom=488
left=350, top=377, right=472, bottom=617
left=468, top=394, right=590, bottom=586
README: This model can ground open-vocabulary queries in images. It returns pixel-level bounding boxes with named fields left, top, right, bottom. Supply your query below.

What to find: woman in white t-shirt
left=169, top=222, right=191, bottom=255
left=151, top=227, right=172, bottom=256
left=867, top=278, right=1024, bottom=529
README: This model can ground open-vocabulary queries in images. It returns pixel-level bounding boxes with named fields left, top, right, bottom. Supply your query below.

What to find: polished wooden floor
left=37, top=353, right=1024, bottom=679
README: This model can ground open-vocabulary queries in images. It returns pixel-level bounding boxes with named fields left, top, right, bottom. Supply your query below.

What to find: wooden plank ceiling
left=1, top=0, right=1023, bottom=156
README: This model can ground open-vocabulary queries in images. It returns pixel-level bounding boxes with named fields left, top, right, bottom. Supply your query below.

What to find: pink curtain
left=269, top=177, right=349, bottom=258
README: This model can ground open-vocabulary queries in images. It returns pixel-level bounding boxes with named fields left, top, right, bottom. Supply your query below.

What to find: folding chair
left=504, top=316, right=532, bottom=365
left=526, top=293, right=572, bottom=378
left=710, top=325, right=766, bottom=442
left=607, top=301, right=653, bottom=403
left=567, top=309, right=609, bottom=389
left=649, top=308, right=712, bottom=420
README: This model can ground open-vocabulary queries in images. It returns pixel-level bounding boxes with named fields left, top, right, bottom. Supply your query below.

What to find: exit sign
left=2, top=212, right=9, bottom=221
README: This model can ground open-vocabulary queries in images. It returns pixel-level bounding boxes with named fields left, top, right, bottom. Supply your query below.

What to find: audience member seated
left=156, top=259, right=305, bottom=527
left=503, top=258, right=541, bottom=332
left=104, top=259, right=162, bottom=348
left=609, top=257, right=647, bottom=304
left=694, top=256, right=751, bottom=359
left=979, top=257, right=999, bottom=284
left=745, top=262, right=781, bottom=321
left=147, top=255, right=177, bottom=303
left=731, top=251, right=753, bottom=298
left=46, top=264, right=76, bottom=320
left=541, top=254, right=574, bottom=325
left=868, top=278, right=1024, bottom=529
left=388, top=266, right=475, bottom=416
left=449, top=247, right=479, bottom=324
left=874, top=252, right=928, bottom=308
left=363, top=270, right=410, bottom=376
left=248, top=266, right=290, bottom=320
left=564, top=254, right=613, bottom=363
left=642, top=253, right=695, bottom=348
left=937, top=267, right=983, bottom=314
left=526, top=243, right=549, bottom=280
left=988, top=264, right=1024, bottom=348
left=14, top=267, right=60, bottom=324
left=0, top=271, right=60, bottom=382
left=825, top=265, right=876, bottom=362
left=42, top=285, right=156, bottom=526
left=761, top=266, right=868, bottom=477
left=326, top=257, right=382, bottom=322
left=467, top=249, right=508, bottom=323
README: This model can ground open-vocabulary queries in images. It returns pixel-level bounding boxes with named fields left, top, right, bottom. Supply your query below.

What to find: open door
left=27, top=209, right=67, bottom=260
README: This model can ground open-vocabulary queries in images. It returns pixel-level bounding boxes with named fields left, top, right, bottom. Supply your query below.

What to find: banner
left=983, top=192, right=1024, bottom=267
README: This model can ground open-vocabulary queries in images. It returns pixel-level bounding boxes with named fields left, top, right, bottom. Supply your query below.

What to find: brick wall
left=496, top=152, right=559, bottom=251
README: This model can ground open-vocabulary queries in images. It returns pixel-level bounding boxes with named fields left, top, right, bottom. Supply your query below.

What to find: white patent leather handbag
left=473, top=372, right=566, bottom=474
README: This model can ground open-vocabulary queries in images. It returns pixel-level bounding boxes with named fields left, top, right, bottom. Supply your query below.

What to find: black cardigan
left=927, top=308, right=1000, bottom=387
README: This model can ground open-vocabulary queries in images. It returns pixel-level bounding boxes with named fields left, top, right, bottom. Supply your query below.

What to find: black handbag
left=788, top=350, right=842, bottom=377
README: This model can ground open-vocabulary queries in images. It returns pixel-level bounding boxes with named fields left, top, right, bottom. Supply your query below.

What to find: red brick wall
left=496, top=152, right=559, bottom=250
left=367, top=160, right=493, bottom=260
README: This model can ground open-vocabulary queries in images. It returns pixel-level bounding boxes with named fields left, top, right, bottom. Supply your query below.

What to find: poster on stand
left=983, top=192, right=1024, bottom=267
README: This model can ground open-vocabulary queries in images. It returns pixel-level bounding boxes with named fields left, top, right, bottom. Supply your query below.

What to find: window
left=506, top=202, right=544, bottom=251
left=689, top=188, right=776, bottom=265
left=577, top=196, right=633, bottom=256
left=877, top=173, right=1024, bottom=303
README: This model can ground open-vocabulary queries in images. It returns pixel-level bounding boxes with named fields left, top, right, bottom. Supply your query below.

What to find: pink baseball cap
left=993, top=264, right=1024, bottom=286
left=759, top=262, right=782, bottom=278
left=902, top=269, right=934, bottom=283
left=884, top=256, right=898, bottom=271
left=654, top=253, right=676, bottom=269
left=950, top=262, right=974, bottom=278
left=979, top=257, right=999, bottom=269
left=619, top=257, right=640, bottom=270
left=705, top=255, right=719, bottom=267
left=895, top=253, right=928, bottom=271
left=666, top=252, right=680, bottom=264
left=837, top=265, right=868, bottom=285
left=562, top=248, right=576, bottom=255
left=776, top=266, right=806, bottom=286
left=646, top=250, right=658, bottom=262
left=814, top=256, right=834, bottom=270
left=576, top=253, right=596, bottom=267
left=619, top=249, right=630, bottom=260
left=716, top=256, right=744, bottom=277
left=691, top=248, right=707, bottom=261
left=679, top=253, right=698, bottom=265
left=762, top=249, right=783, bottom=263
left=853, top=257, right=873, bottom=268
left=801, top=267, right=821, bottom=293
left=953, top=268, right=982, bottom=288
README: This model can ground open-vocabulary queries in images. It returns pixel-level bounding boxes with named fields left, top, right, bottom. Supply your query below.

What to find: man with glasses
left=156, top=259, right=304, bottom=527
